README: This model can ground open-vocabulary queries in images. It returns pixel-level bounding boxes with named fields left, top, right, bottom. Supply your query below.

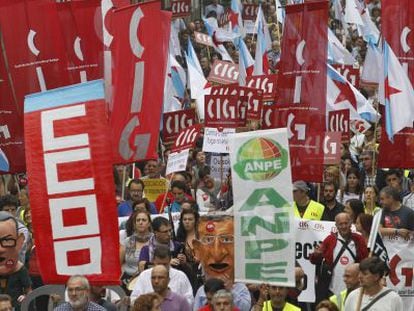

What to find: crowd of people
left=0, top=0, right=411, bottom=310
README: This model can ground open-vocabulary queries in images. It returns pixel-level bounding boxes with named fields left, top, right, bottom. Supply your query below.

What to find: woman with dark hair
left=337, top=167, right=363, bottom=204
left=344, top=199, right=365, bottom=224
left=363, top=186, right=381, bottom=215
left=119, top=210, right=152, bottom=287
left=176, top=207, right=202, bottom=294
left=356, top=213, right=373, bottom=243
left=132, top=198, right=153, bottom=214
left=132, top=293, right=161, bottom=311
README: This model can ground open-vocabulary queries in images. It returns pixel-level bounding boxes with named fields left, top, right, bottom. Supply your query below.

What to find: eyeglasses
left=0, top=237, right=17, bottom=248
left=199, top=234, right=234, bottom=245
left=67, top=287, right=87, bottom=294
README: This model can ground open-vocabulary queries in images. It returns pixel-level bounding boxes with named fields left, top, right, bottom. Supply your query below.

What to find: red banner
left=331, top=64, right=360, bottom=88
left=0, top=0, right=72, bottom=107
left=102, top=0, right=130, bottom=111
left=172, top=124, right=202, bottom=152
left=56, top=0, right=104, bottom=84
left=208, top=60, right=239, bottom=85
left=382, top=0, right=414, bottom=84
left=246, top=74, right=278, bottom=101
left=277, top=1, right=328, bottom=111
left=162, top=109, right=196, bottom=144
left=274, top=1, right=328, bottom=182
left=379, top=0, right=414, bottom=168
left=273, top=105, right=325, bottom=182
left=24, top=81, right=120, bottom=284
left=0, top=45, right=25, bottom=173
left=110, top=2, right=171, bottom=164
left=323, top=132, right=342, bottom=164
left=204, top=95, right=240, bottom=128
left=171, top=0, right=191, bottom=18
left=242, top=4, right=259, bottom=21
left=211, top=84, right=263, bottom=121
left=328, top=109, right=350, bottom=143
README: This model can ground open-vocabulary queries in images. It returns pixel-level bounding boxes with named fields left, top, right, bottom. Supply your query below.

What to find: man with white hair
left=54, top=275, right=105, bottom=311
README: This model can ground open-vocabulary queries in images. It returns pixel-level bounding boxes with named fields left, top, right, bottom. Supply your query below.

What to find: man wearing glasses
left=193, top=214, right=251, bottom=311
left=54, top=275, right=105, bottom=310
left=0, top=212, right=31, bottom=310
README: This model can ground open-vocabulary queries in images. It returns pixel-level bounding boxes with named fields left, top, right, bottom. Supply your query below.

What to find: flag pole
left=121, top=165, right=127, bottom=201
left=159, top=173, right=175, bottom=214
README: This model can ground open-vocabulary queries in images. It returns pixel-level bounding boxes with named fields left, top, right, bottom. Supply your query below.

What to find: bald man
left=310, top=213, right=368, bottom=303
left=151, top=265, right=191, bottom=311
left=329, top=263, right=360, bottom=310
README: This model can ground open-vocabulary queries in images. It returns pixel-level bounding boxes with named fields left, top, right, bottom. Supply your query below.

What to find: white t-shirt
left=344, top=287, right=403, bottom=311
left=329, top=235, right=356, bottom=295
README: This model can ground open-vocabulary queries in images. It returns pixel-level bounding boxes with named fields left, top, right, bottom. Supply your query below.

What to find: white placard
left=166, top=148, right=190, bottom=175
left=202, top=127, right=235, bottom=154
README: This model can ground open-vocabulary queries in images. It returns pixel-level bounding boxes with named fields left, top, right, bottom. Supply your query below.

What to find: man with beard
left=193, top=214, right=251, bottom=311
left=321, top=181, right=344, bottom=221
left=379, top=186, right=414, bottom=237
left=54, top=275, right=105, bottom=310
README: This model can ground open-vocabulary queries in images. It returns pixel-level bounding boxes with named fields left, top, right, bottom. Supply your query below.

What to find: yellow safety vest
left=294, top=200, right=325, bottom=220
left=329, top=289, right=347, bottom=311
left=262, top=301, right=301, bottom=311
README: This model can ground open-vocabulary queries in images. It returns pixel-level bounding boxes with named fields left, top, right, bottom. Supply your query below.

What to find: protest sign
left=24, top=80, right=120, bottom=284
left=203, top=127, right=235, bottom=154
left=230, top=128, right=295, bottom=286
left=142, top=178, right=169, bottom=203
left=384, top=236, right=414, bottom=311
left=166, top=148, right=190, bottom=175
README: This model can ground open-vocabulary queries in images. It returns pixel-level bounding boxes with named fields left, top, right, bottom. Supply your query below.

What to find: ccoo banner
left=229, top=128, right=295, bottom=286
left=24, top=80, right=120, bottom=284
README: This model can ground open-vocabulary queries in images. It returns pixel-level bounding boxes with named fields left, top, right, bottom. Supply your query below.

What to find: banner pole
left=121, top=166, right=127, bottom=201
left=14, top=174, right=21, bottom=194
left=160, top=173, right=175, bottom=214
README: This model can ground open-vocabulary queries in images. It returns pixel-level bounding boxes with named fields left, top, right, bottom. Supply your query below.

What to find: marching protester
left=310, top=213, right=368, bottom=303
left=344, top=257, right=403, bottom=311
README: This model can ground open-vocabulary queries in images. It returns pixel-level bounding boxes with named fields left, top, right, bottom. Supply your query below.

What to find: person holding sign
left=309, top=213, right=368, bottom=303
